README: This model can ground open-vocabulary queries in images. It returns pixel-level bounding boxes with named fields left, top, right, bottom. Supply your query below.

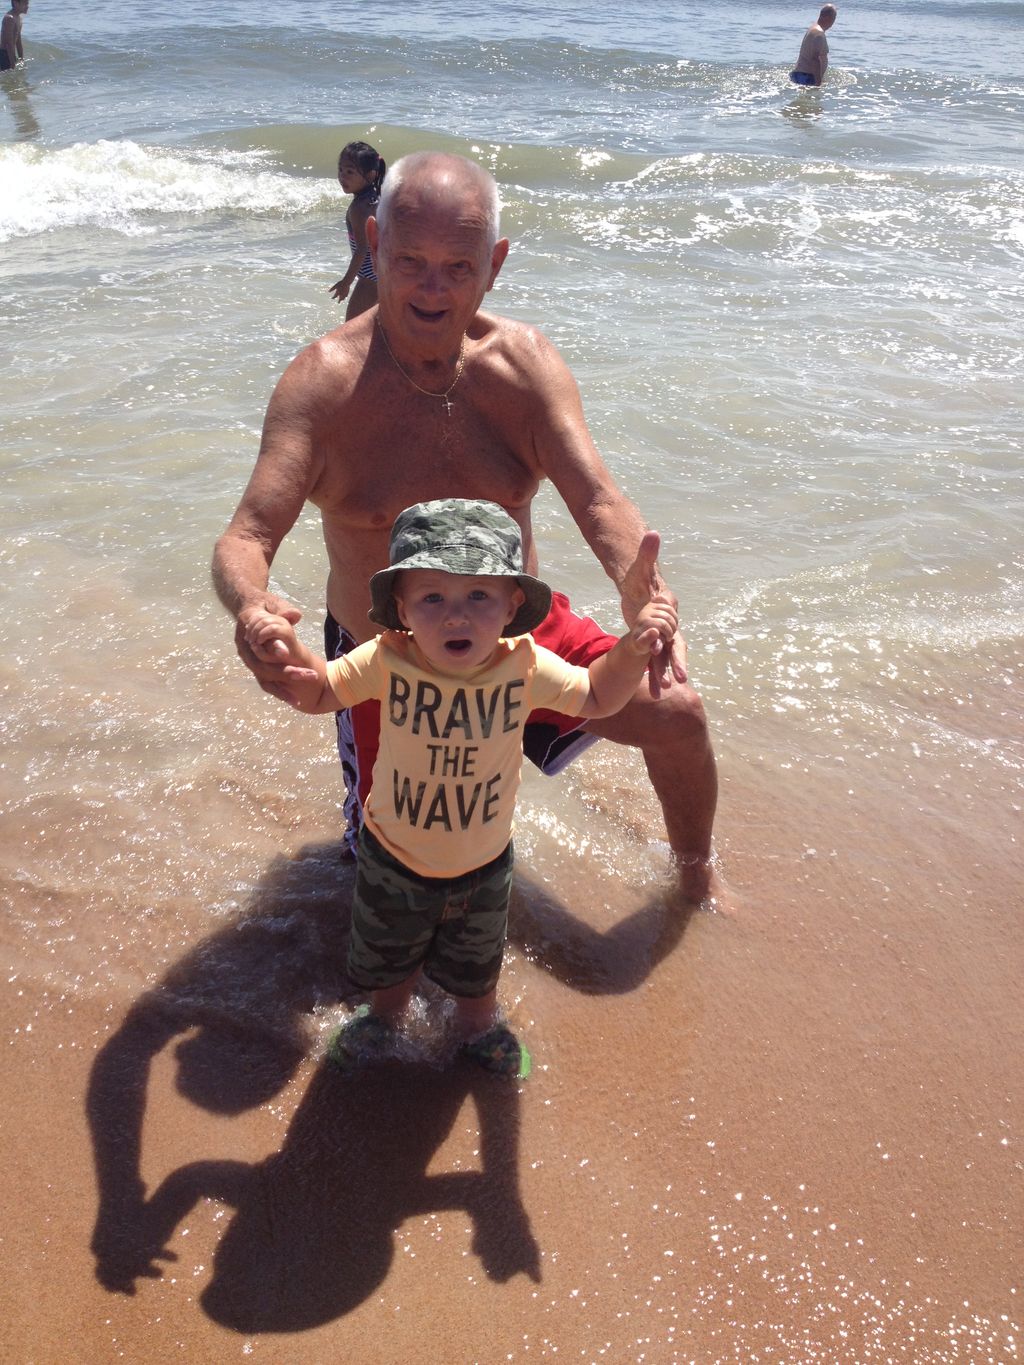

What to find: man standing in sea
left=790, top=4, right=837, bottom=86
left=0, top=0, right=29, bottom=71
left=213, top=152, right=718, bottom=903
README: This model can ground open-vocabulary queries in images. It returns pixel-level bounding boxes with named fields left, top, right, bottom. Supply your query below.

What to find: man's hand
left=235, top=596, right=305, bottom=705
left=619, top=530, right=688, bottom=693
left=91, top=1184, right=178, bottom=1296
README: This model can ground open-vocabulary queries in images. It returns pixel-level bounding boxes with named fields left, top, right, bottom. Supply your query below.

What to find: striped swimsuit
left=346, top=187, right=378, bottom=281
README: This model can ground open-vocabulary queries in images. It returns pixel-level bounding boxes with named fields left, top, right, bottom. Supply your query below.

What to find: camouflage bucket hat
left=368, top=498, right=553, bottom=636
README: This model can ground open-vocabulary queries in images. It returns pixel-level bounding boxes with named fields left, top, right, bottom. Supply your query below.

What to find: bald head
left=375, top=153, right=502, bottom=253
left=818, top=4, right=837, bottom=25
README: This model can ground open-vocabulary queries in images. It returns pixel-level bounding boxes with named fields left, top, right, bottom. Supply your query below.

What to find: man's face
left=371, top=193, right=509, bottom=351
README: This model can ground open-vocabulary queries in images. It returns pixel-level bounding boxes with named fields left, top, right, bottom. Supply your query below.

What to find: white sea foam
left=0, top=140, right=337, bottom=243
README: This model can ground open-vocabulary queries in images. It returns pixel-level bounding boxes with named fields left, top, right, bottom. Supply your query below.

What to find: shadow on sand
left=87, top=838, right=695, bottom=1332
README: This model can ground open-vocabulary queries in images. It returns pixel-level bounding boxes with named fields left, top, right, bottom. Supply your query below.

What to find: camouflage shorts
left=348, top=827, right=514, bottom=999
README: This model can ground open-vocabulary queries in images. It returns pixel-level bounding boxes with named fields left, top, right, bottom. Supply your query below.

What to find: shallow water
left=2, top=1, right=1022, bottom=1359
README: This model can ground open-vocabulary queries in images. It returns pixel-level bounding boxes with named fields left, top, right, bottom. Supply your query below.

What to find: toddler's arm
left=244, top=611, right=338, bottom=714
left=578, top=593, right=678, bottom=719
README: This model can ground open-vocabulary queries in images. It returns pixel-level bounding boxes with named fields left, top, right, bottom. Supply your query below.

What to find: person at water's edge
left=212, top=152, right=718, bottom=903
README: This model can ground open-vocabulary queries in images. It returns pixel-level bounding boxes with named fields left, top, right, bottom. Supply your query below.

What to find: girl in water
left=329, top=141, right=386, bottom=320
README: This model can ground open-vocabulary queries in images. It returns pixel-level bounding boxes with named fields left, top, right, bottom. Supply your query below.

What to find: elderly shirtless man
left=213, top=152, right=717, bottom=901
left=790, top=5, right=837, bottom=87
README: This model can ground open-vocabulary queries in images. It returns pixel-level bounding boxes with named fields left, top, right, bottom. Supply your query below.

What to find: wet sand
left=3, top=694, right=1021, bottom=1364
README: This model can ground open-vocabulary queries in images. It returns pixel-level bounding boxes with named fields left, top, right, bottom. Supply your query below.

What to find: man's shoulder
left=303, top=314, right=374, bottom=370
left=471, top=310, right=566, bottom=390
left=276, top=314, right=375, bottom=401
left=474, top=309, right=552, bottom=352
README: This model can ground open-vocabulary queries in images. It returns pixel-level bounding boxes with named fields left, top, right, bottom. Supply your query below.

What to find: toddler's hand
left=244, top=610, right=302, bottom=666
left=629, top=593, right=678, bottom=657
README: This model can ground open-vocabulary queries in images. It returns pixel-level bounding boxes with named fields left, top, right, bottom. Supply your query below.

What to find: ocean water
left=2, top=1, right=1023, bottom=1359
left=4, top=0, right=1021, bottom=858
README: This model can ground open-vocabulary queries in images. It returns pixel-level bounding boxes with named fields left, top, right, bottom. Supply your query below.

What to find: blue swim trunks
left=789, top=70, right=817, bottom=86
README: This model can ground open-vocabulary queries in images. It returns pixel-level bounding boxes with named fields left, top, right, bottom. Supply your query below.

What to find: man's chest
left=312, top=403, right=541, bottom=531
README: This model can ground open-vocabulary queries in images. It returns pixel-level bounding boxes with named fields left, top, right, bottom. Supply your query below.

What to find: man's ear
left=486, top=238, right=510, bottom=291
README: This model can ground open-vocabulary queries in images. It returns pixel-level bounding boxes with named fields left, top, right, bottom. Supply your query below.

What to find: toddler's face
left=394, top=569, right=524, bottom=673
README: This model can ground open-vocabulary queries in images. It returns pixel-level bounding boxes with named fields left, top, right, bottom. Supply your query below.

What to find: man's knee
left=644, top=682, right=709, bottom=749
left=589, top=680, right=710, bottom=751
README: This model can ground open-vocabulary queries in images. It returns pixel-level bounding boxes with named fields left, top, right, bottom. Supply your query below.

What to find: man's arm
left=520, top=328, right=688, bottom=686
left=526, top=333, right=650, bottom=590
left=212, top=344, right=328, bottom=700
left=812, top=33, right=828, bottom=84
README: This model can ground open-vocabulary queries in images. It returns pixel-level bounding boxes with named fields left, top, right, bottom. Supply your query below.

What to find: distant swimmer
left=329, top=140, right=387, bottom=321
left=790, top=4, right=837, bottom=87
left=0, top=0, right=29, bottom=71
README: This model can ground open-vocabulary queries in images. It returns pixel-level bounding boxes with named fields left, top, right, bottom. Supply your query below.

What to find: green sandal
left=326, top=1005, right=393, bottom=1071
left=460, top=1025, right=532, bottom=1080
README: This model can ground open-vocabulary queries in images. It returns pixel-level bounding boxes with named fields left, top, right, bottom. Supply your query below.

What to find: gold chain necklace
left=376, top=318, right=466, bottom=415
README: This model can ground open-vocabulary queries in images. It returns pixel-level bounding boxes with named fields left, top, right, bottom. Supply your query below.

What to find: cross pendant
left=442, top=395, right=454, bottom=416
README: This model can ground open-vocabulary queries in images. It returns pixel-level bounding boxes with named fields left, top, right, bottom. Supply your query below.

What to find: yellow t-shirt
left=326, top=631, right=591, bottom=878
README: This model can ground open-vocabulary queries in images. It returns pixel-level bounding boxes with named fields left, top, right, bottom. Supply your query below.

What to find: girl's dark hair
left=339, top=141, right=387, bottom=191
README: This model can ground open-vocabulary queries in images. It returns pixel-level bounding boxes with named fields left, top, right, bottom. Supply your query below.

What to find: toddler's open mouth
left=445, top=639, right=472, bottom=654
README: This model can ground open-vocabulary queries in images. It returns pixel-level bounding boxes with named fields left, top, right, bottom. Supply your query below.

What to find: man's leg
left=529, top=592, right=717, bottom=901
left=325, top=614, right=379, bottom=854
left=582, top=678, right=718, bottom=903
